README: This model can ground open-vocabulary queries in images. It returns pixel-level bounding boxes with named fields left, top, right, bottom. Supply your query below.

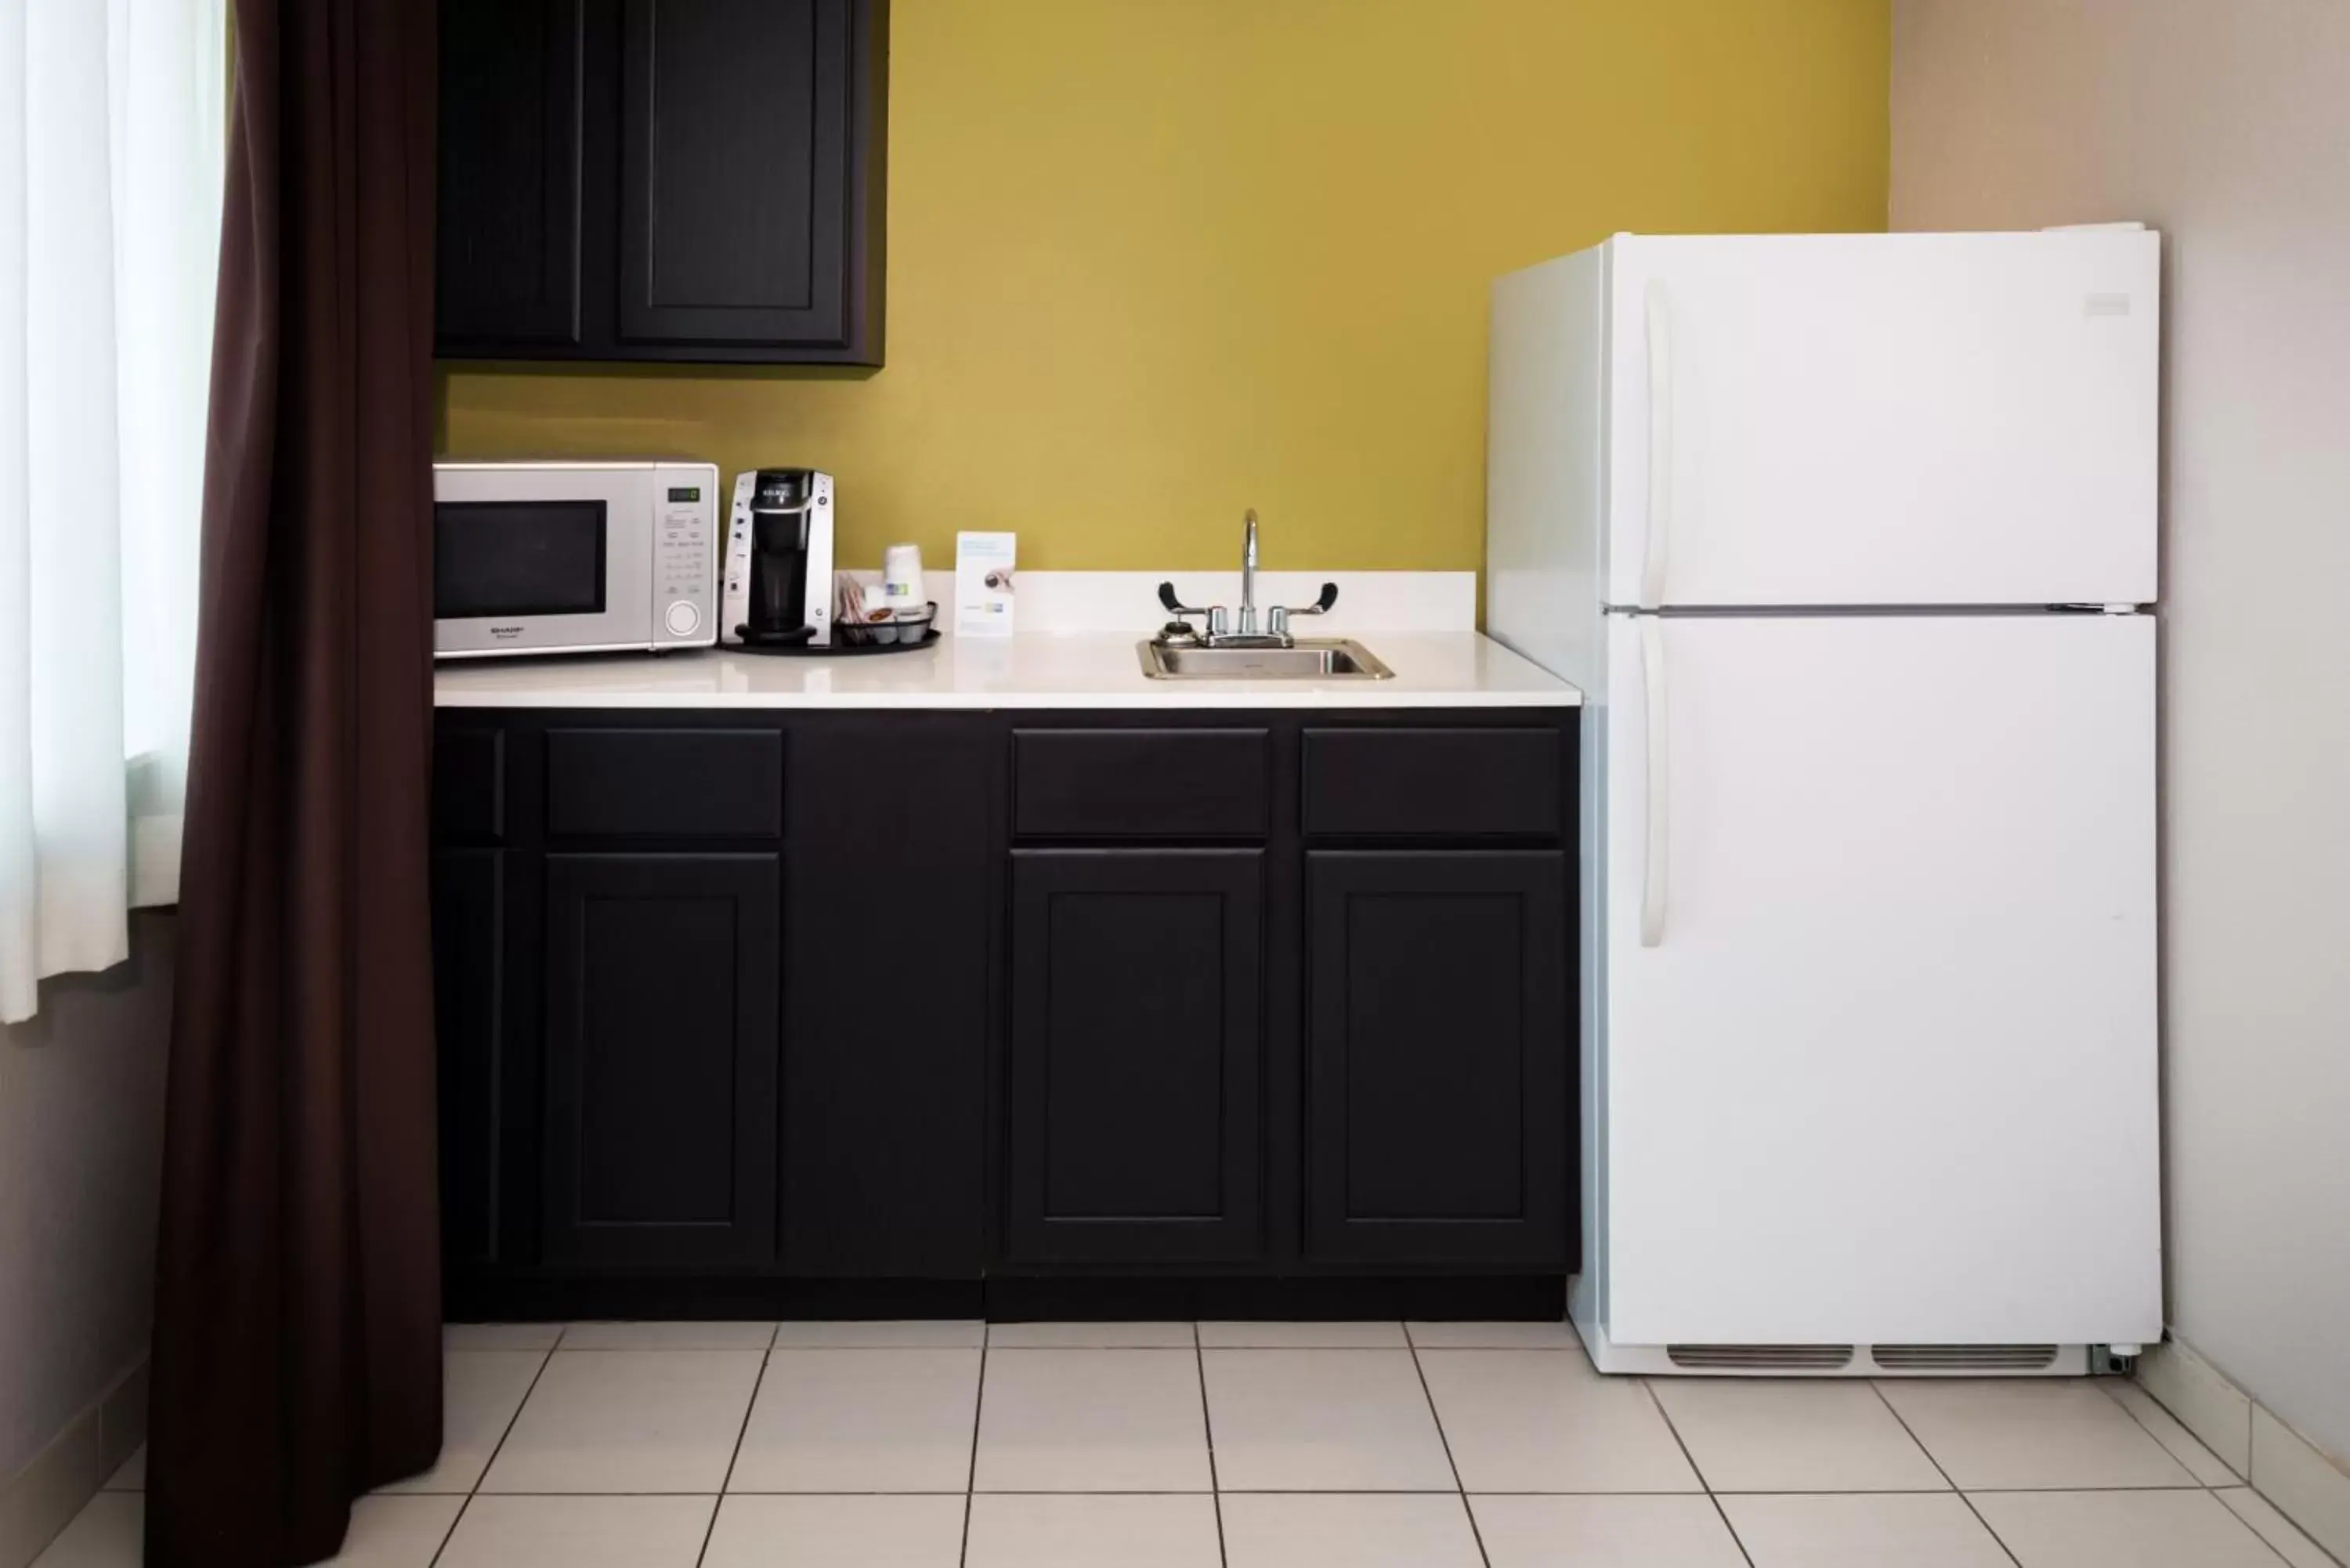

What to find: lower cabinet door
left=1007, top=849, right=1264, bottom=1265
left=1306, top=851, right=1570, bottom=1267
left=543, top=852, right=781, bottom=1269
left=432, top=849, right=504, bottom=1270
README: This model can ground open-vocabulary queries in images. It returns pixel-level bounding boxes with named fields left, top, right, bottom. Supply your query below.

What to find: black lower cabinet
left=1305, top=851, right=1571, bottom=1268
left=542, top=851, right=781, bottom=1269
left=1006, top=849, right=1264, bottom=1266
left=432, top=849, right=505, bottom=1270
left=433, top=706, right=1578, bottom=1315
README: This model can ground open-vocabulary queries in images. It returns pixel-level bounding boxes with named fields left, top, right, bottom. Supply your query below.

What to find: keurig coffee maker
left=720, top=468, right=835, bottom=647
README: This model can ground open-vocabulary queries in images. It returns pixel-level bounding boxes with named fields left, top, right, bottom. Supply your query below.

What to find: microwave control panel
left=651, top=464, right=720, bottom=647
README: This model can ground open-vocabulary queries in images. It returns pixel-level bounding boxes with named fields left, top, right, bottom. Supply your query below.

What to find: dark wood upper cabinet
left=436, top=0, right=585, bottom=348
left=541, top=851, right=782, bottom=1269
left=1005, top=849, right=1266, bottom=1266
left=437, top=0, right=888, bottom=365
left=1304, top=851, right=1571, bottom=1269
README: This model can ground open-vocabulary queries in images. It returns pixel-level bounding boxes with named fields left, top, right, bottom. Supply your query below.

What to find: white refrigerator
left=1486, top=229, right=2161, bottom=1375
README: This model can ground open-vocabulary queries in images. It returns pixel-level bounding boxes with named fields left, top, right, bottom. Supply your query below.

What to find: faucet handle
left=1267, top=583, right=1338, bottom=638
left=1157, top=580, right=1225, bottom=645
left=1159, top=580, right=1211, bottom=619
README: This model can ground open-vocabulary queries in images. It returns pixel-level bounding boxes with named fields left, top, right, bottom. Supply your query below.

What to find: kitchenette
left=426, top=211, right=2161, bottom=1363
left=429, top=540, right=1583, bottom=1321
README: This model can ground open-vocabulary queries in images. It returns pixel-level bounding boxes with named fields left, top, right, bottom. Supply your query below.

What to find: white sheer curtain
left=0, top=0, right=226, bottom=1023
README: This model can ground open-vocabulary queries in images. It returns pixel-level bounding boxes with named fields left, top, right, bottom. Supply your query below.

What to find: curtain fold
left=146, top=0, right=443, bottom=1562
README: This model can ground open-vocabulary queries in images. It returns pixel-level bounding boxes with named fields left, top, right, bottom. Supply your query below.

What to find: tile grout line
left=1865, top=1378, right=2026, bottom=1568
left=1405, top=1331, right=1495, bottom=1568
left=1637, top=1377, right=1757, bottom=1568
left=959, top=1322, right=989, bottom=1568
left=1195, top=1322, right=1231, bottom=1568
left=2097, top=1375, right=2240, bottom=1493
left=689, top=1331, right=778, bottom=1568
left=2108, top=1353, right=2326, bottom=1568
left=421, top=1493, right=469, bottom=1568
left=428, top=1338, right=561, bottom=1568
left=2209, top=1487, right=2347, bottom=1568
left=2136, top=1351, right=2317, bottom=1566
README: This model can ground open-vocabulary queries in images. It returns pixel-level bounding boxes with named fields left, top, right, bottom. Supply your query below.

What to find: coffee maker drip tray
left=732, top=622, right=820, bottom=648
left=728, top=602, right=942, bottom=657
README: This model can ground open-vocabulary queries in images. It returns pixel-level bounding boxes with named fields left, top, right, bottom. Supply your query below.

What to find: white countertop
left=432, top=631, right=1582, bottom=710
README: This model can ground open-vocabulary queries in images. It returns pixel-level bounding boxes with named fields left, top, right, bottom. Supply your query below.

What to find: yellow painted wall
left=439, top=0, right=1889, bottom=573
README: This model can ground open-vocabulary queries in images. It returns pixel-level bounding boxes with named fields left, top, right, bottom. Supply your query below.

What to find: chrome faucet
left=1238, top=509, right=1260, bottom=637
left=1155, top=510, right=1338, bottom=651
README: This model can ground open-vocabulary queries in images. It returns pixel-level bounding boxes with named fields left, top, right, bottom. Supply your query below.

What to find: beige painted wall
left=1894, top=0, right=2350, bottom=1464
left=0, top=916, right=172, bottom=1483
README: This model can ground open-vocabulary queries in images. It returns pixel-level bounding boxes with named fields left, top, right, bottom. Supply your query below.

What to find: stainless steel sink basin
left=1137, top=638, right=1394, bottom=681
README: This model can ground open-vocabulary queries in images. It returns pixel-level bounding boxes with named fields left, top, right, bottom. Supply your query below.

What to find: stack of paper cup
left=880, top=543, right=924, bottom=616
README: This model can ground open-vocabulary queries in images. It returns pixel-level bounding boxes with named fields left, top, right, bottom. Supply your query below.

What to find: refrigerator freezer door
left=1600, top=611, right=2158, bottom=1346
left=1604, top=231, right=2159, bottom=609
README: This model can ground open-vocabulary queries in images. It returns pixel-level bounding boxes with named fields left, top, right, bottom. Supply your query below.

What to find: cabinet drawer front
left=435, top=726, right=507, bottom=843
left=1014, top=728, right=1270, bottom=839
left=547, top=727, right=783, bottom=838
left=1303, top=727, right=1564, bottom=838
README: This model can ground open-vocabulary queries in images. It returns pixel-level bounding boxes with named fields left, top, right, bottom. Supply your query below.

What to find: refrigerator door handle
left=1642, top=279, right=1673, bottom=610
left=1639, top=615, right=1670, bottom=947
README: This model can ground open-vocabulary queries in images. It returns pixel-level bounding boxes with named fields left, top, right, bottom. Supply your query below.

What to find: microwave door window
left=435, top=500, right=608, bottom=619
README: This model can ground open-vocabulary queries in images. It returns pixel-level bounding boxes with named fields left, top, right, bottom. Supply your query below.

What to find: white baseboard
left=2253, top=1404, right=2350, bottom=1566
left=0, top=1360, right=147, bottom=1568
left=2138, top=1335, right=2350, bottom=1566
left=2137, top=1336, right=2254, bottom=1475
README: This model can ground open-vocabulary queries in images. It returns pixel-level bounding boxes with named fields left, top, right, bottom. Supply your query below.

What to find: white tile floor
left=39, top=1320, right=2345, bottom=1567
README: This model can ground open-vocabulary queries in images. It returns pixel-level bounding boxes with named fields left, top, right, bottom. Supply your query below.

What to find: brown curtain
left=146, top=0, right=443, bottom=1563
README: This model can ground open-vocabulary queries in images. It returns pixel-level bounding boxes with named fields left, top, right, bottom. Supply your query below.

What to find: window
left=0, top=0, right=229, bottom=1021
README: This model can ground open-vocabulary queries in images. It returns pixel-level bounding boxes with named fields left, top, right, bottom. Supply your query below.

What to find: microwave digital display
left=667, top=486, right=702, bottom=503
left=434, top=499, right=608, bottom=620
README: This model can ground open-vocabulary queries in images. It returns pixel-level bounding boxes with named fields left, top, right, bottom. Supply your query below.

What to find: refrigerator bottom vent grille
left=1665, top=1344, right=1855, bottom=1371
left=1873, top=1344, right=2060, bottom=1372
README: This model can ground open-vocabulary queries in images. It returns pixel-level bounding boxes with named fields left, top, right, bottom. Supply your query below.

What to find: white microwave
left=432, top=460, right=720, bottom=658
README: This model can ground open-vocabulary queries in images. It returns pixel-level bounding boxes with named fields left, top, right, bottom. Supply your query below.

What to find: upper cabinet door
left=617, top=0, right=872, bottom=356
left=436, top=0, right=584, bottom=347
left=1604, top=230, right=2160, bottom=609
